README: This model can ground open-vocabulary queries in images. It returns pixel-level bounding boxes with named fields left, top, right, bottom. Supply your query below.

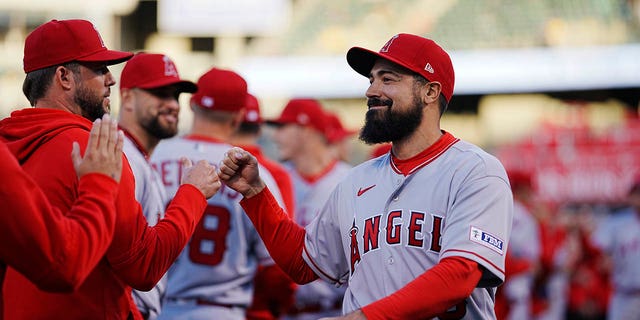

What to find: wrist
left=243, top=180, right=266, bottom=198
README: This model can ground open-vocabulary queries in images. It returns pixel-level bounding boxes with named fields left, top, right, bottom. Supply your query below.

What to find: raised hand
left=217, top=147, right=266, bottom=198
left=180, top=158, right=221, bottom=199
left=72, top=114, right=124, bottom=182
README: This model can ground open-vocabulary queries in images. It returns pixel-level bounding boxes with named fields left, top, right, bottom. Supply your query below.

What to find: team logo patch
left=469, top=226, right=504, bottom=255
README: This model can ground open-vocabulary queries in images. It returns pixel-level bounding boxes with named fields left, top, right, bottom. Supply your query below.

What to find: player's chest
left=346, top=173, right=452, bottom=252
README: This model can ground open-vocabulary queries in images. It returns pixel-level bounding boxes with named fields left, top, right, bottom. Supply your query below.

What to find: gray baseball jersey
left=591, top=208, right=640, bottom=320
left=303, top=134, right=513, bottom=319
left=150, top=136, right=282, bottom=320
left=123, top=136, right=170, bottom=320
left=503, top=200, right=541, bottom=320
left=284, top=160, right=352, bottom=317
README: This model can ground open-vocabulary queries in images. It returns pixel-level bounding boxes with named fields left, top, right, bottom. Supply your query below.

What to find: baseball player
left=495, top=171, right=541, bottom=320
left=229, top=93, right=297, bottom=319
left=0, top=116, right=121, bottom=308
left=267, top=98, right=351, bottom=319
left=218, top=33, right=513, bottom=319
left=324, top=110, right=357, bottom=164
left=0, top=19, right=220, bottom=319
left=591, top=180, right=640, bottom=320
left=118, top=52, right=198, bottom=320
left=151, top=67, right=284, bottom=320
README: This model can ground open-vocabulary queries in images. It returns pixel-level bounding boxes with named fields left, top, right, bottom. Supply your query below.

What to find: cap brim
left=265, top=120, right=286, bottom=127
left=137, top=78, right=198, bottom=93
left=346, top=47, right=380, bottom=78
left=347, top=46, right=424, bottom=80
left=77, top=49, right=134, bottom=66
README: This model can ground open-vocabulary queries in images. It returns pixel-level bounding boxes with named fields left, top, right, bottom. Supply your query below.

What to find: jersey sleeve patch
left=469, top=226, right=504, bottom=255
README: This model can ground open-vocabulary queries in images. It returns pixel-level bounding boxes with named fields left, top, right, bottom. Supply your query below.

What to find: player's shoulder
left=449, top=139, right=508, bottom=178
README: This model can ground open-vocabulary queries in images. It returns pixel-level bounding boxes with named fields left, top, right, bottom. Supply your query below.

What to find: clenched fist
left=180, top=158, right=221, bottom=199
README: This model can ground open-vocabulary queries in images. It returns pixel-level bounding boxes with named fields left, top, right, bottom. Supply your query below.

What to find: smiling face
left=359, top=58, right=426, bottom=145
left=130, top=86, right=182, bottom=139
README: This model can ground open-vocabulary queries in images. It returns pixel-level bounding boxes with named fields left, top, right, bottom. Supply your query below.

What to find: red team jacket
left=0, top=142, right=118, bottom=320
left=0, top=108, right=207, bottom=319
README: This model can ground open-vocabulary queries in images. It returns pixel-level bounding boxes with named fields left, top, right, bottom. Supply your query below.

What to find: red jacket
left=0, top=142, right=118, bottom=320
left=0, top=108, right=207, bottom=319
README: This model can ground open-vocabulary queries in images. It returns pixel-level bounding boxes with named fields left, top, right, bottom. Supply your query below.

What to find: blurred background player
left=151, top=67, right=284, bottom=320
left=590, top=179, right=640, bottom=320
left=266, top=98, right=351, bottom=319
left=118, top=52, right=198, bottom=320
left=496, top=170, right=541, bottom=320
left=0, top=19, right=220, bottom=319
left=229, top=93, right=297, bottom=320
left=324, top=110, right=357, bottom=164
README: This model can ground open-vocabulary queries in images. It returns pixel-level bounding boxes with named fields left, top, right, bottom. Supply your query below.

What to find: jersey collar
left=390, top=131, right=459, bottom=176
left=183, top=134, right=225, bottom=144
left=121, top=128, right=150, bottom=161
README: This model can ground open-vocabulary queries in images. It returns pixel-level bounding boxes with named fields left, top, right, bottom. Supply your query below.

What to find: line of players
left=3, top=18, right=637, bottom=320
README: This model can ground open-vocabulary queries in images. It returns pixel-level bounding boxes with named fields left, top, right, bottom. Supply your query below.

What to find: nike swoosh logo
left=357, top=185, right=376, bottom=197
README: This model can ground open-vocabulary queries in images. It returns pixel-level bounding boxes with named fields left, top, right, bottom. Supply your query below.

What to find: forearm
left=241, top=187, right=318, bottom=284
left=362, top=257, right=482, bottom=320
left=111, top=184, right=206, bottom=290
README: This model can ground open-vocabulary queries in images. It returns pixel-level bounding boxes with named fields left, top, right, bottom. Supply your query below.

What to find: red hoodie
left=0, top=108, right=207, bottom=319
left=0, top=141, right=118, bottom=320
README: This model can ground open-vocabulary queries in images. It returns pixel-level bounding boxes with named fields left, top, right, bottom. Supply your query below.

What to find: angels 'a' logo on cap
left=91, top=23, right=106, bottom=48
left=424, top=63, right=434, bottom=74
left=163, top=55, right=179, bottom=77
left=380, top=34, right=400, bottom=53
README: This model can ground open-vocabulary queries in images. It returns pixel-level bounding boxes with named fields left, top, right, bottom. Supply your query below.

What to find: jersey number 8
left=189, top=205, right=231, bottom=266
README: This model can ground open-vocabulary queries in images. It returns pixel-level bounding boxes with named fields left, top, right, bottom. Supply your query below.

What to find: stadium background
left=0, top=0, right=638, bottom=205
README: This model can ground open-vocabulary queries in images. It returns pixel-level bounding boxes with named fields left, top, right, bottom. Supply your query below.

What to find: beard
left=359, top=94, right=423, bottom=145
left=75, top=84, right=107, bottom=121
left=140, top=112, right=179, bottom=140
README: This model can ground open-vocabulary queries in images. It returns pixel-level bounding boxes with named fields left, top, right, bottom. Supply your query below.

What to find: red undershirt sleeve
left=362, top=256, right=482, bottom=320
left=240, top=187, right=318, bottom=284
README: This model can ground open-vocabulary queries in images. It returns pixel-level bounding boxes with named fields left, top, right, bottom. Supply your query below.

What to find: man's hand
left=180, top=158, right=221, bottom=199
left=319, top=310, right=366, bottom=320
left=217, top=147, right=266, bottom=198
left=72, top=114, right=124, bottom=182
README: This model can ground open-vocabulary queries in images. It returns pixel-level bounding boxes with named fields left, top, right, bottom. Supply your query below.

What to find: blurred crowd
left=496, top=169, right=640, bottom=320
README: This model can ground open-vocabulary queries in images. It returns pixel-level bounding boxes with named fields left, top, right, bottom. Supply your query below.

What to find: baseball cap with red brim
left=266, top=98, right=328, bottom=135
left=23, top=19, right=133, bottom=73
left=346, top=33, right=455, bottom=102
left=191, top=67, right=248, bottom=112
left=243, top=93, right=263, bottom=124
left=120, top=53, right=197, bottom=93
left=325, top=111, right=357, bottom=144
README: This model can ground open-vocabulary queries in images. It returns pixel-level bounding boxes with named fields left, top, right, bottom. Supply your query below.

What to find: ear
left=120, top=88, right=135, bottom=111
left=230, top=109, right=246, bottom=129
left=422, top=81, right=442, bottom=105
left=56, top=66, right=75, bottom=91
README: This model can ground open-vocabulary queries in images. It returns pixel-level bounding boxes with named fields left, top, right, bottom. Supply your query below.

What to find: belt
left=166, top=297, right=246, bottom=309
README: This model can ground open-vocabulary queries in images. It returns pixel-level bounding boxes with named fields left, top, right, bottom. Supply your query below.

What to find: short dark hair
left=22, top=62, right=80, bottom=106
left=237, top=122, right=261, bottom=135
left=412, top=73, right=449, bottom=116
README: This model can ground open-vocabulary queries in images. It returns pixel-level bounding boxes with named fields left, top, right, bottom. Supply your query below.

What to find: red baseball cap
left=23, top=19, right=133, bottom=73
left=243, top=93, right=262, bottom=124
left=325, top=111, right=356, bottom=144
left=346, top=33, right=455, bottom=102
left=191, top=68, right=248, bottom=112
left=120, top=53, right=197, bottom=93
left=267, top=98, right=327, bottom=134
